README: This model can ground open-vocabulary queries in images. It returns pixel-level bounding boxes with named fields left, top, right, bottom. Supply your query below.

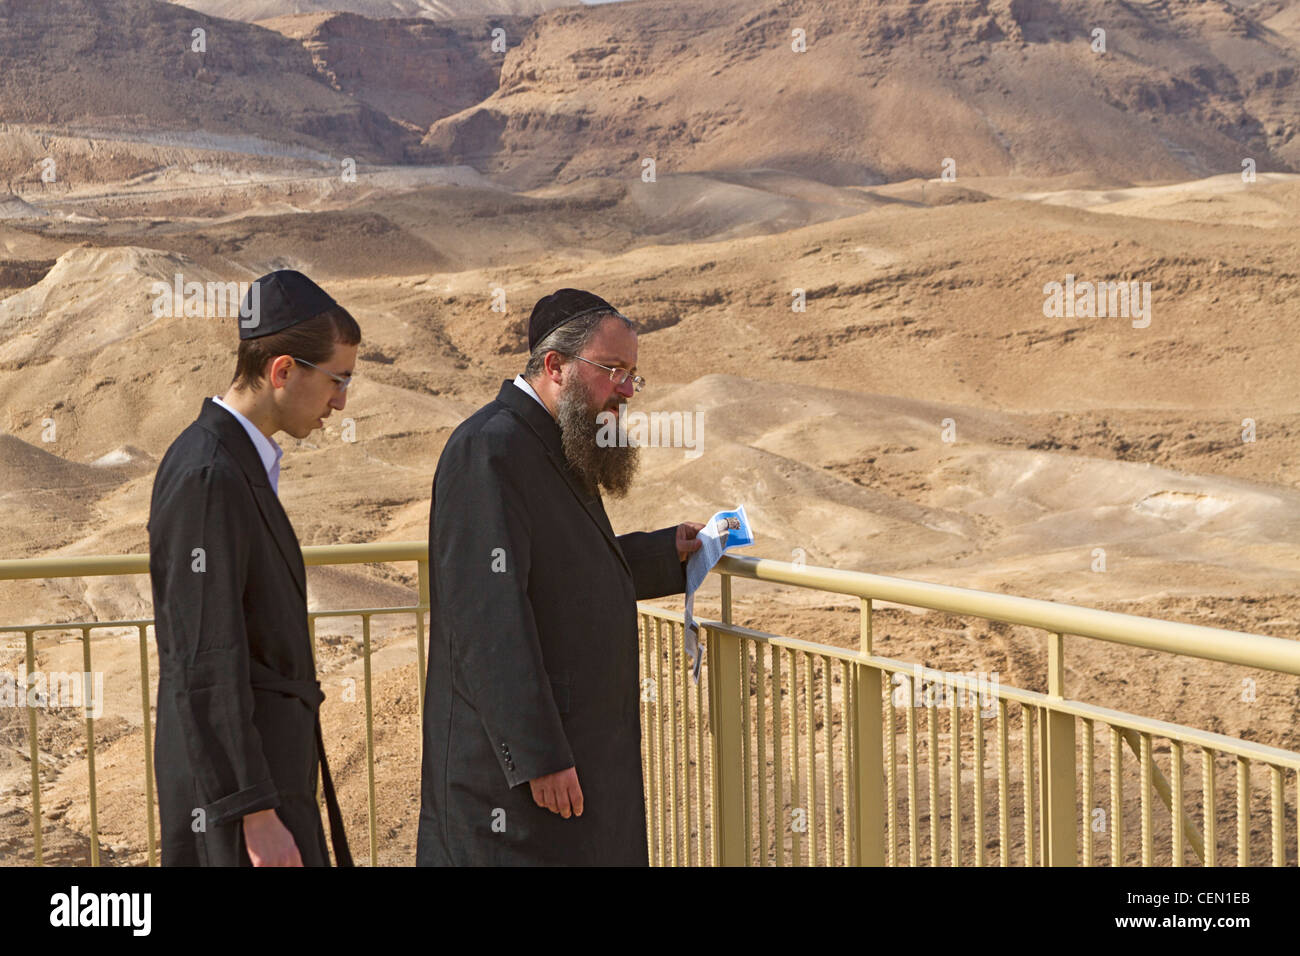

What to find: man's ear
left=268, top=354, right=294, bottom=389
left=543, top=350, right=566, bottom=384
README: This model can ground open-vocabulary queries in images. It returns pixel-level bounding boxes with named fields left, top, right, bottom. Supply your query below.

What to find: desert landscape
left=0, top=0, right=1297, bottom=867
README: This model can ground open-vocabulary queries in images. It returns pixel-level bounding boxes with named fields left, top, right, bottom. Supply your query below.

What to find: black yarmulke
left=238, top=270, right=338, bottom=340
left=527, top=288, right=624, bottom=351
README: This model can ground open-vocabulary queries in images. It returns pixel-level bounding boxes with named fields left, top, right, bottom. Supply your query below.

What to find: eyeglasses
left=566, top=354, right=645, bottom=392
left=292, top=356, right=352, bottom=392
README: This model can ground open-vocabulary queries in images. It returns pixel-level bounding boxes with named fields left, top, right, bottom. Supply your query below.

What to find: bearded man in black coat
left=417, top=289, right=702, bottom=866
left=148, top=271, right=357, bottom=867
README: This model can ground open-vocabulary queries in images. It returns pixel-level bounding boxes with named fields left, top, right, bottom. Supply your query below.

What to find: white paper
left=682, top=505, right=753, bottom=682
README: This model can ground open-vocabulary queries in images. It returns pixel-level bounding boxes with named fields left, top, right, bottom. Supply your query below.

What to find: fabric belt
left=248, top=663, right=353, bottom=868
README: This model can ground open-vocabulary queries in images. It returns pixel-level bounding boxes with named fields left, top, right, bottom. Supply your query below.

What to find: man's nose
left=332, top=389, right=347, bottom=411
left=616, top=377, right=635, bottom=399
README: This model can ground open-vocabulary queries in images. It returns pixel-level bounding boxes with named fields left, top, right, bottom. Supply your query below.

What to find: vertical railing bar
left=804, top=653, right=817, bottom=866
left=840, top=659, right=852, bottom=867
left=1140, top=733, right=1152, bottom=867
left=25, top=629, right=42, bottom=866
left=741, top=638, right=752, bottom=865
left=682, top=622, right=694, bottom=867
left=772, top=645, right=784, bottom=867
left=928, top=695, right=940, bottom=866
left=655, top=618, right=666, bottom=866
left=1082, top=718, right=1093, bottom=867
left=1203, top=748, right=1216, bottom=867
left=138, top=624, right=158, bottom=867
left=823, top=656, right=834, bottom=868
left=1271, top=764, right=1284, bottom=867
left=950, top=690, right=960, bottom=867
left=1111, top=726, right=1123, bottom=866
left=668, top=622, right=682, bottom=868
left=1021, top=704, right=1035, bottom=867
left=1237, top=757, right=1250, bottom=867
left=81, top=626, right=100, bottom=867
left=696, top=637, right=707, bottom=866
left=850, top=659, right=884, bottom=866
left=884, top=663, right=896, bottom=866
left=706, top=622, right=746, bottom=867
left=640, top=616, right=655, bottom=866
left=362, top=614, right=377, bottom=867
left=997, top=699, right=1008, bottom=867
left=973, top=689, right=985, bottom=868
left=1172, top=741, right=1184, bottom=867
left=1037, top=705, right=1048, bottom=866
left=714, top=575, right=733, bottom=865
left=907, top=673, right=919, bottom=867
left=790, top=648, right=801, bottom=866
left=756, top=637, right=767, bottom=866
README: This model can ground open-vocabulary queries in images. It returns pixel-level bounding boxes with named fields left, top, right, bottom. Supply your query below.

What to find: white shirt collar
left=512, top=375, right=552, bottom=417
left=212, top=395, right=283, bottom=495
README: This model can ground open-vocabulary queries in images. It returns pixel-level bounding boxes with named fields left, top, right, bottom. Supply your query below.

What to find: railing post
left=1044, top=632, right=1077, bottom=866
left=707, top=622, right=746, bottom=866
left=851, top=662, right=885, bottom=865
left=850, top=599, right=884, bottom=865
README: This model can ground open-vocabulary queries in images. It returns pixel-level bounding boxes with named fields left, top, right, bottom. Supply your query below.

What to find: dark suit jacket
left=148, top=398, right=334, bottom=866
left=417, top=381, right=686, bottom=865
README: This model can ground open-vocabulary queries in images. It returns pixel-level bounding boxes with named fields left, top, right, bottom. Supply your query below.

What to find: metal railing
left=638, top=555, right=1300, bottom=866
left=0, top=542, right=429, bottom=867
left=3, top=543, right=1298, bottom=865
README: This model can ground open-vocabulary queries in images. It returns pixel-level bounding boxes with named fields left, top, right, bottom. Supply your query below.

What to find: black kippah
left=527, top=288, right=625, bottom=352
left=238, top=270, right=338, bottom=340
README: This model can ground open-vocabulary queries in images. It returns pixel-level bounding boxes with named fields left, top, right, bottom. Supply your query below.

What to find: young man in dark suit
left=148, top=270, right=358, bottom=867
left=418, top=288, right=703, bottom=866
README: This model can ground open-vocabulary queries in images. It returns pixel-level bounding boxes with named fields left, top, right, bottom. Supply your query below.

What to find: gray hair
left=523, top=309, right=634, bottom=380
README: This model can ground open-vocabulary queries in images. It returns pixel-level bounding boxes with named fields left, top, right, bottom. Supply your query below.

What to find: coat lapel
left=196, top=398, right=308, bottom=600
left=494, top=382, right=632, bottom=578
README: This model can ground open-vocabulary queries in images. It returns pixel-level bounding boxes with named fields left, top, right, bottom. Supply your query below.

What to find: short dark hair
left=523, top=310, right=633, bottom=380
left=231, top=305, right=361, bottom=392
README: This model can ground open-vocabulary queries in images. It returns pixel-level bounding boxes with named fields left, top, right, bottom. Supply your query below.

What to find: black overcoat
left=417, top=381, right=685, bottom=866
left=148, top=398, right=347, bottom=866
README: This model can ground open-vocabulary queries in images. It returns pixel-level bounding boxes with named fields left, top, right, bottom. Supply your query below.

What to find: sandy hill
left=421, top=0, right=1300, bottom=188
left=256, top=12, right=536, bottom=130
left=2, top=0, right=1295, bottom=193
left=1227, top=0, right=1300, bottom=44
left=2, top=175, right=1296, bottom=557
left=0, top=0, right=416, bottom=177
left=3, top=166, right=886, bottom=278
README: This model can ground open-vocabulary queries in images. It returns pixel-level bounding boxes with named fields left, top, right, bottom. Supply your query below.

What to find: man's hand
left=676, top=521, right=705, bottom=562
left=243, top=808, right=303, bottom=867
left=529, top=766, right=584, bottom=818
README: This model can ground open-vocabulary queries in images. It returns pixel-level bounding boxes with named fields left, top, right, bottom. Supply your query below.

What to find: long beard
left=556, top=373, right=640, bottom=499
